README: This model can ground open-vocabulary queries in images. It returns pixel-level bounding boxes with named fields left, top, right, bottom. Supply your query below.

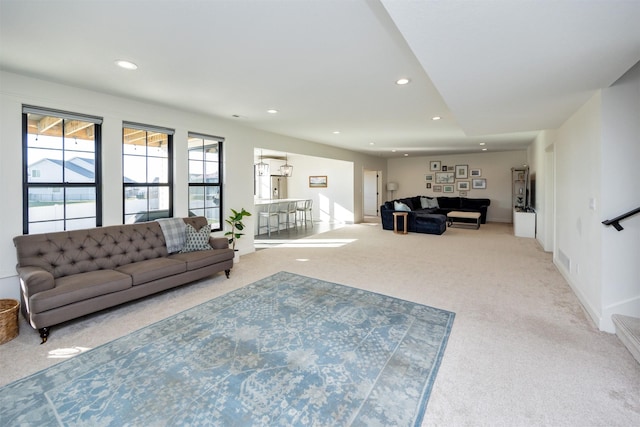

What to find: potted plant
left=225, top=208, right=252, bottom=261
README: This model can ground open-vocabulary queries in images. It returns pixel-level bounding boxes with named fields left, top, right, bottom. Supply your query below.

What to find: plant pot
left=233, top=251, right=240, bottom=264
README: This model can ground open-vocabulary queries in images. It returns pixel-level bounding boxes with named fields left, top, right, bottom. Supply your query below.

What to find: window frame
left=122, top=122, right=174, bottom=224
left=21, top=106, right=102, bottom=234
left=187, top=132, right=224, bottom=232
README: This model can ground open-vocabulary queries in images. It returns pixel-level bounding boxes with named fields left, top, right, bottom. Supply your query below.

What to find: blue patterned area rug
left=0, top=271, right=455, bottom=426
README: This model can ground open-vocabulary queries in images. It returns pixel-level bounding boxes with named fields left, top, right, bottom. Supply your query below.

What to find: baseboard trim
left=554, top=257, right=605, bottom=332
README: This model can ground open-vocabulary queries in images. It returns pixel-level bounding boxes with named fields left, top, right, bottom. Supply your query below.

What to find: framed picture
left=455, top=165, right=468, bottom=179
left=433, top=185, right=442, bottom=192
left=308, top=175, right=327, bottom=188
left=425, top=174, right=433, bottom=181
left=472, top=178, right=487, bottom=189
left=470, top=169, right=481, bottom=177
left=429, top=161, right=441, bottom=171
left=447, top=166, right=453, bottom=171
left=459, top=190, right=468, bottom=197
left=443, top=185, right=454, bottom=193
left=442, top=165, right=447, bottom=171
left=426, top=183, right=432, bottom=189
left=435, top=171, right=455, bottom=184
left=457, top=181, right=470, bottom=190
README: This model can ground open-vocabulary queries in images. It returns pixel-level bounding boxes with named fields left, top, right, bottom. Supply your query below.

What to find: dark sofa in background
left=381, top=196, right=491, bottom=234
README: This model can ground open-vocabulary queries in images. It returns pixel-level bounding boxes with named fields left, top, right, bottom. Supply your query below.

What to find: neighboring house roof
left=46, top=158, right=94, bottom=180
left=30, top=157, right=135, bottom=183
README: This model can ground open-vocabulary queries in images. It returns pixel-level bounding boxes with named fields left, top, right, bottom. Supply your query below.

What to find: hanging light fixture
left=255, top=150, right=269, bottom=176
left=280, top=153, right=293, bottom=177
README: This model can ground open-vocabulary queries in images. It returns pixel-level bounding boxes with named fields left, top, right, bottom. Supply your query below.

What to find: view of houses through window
left=23, top=109, right=223, bottom=234
left=188, top=133, right=223, bottom=231
left=122, top=124, right=173, bottom=224
left=22, top=107, right=102, bottom=234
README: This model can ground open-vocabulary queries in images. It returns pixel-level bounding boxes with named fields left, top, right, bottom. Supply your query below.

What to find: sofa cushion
left=436, top=197, right=461, bottom=209
left=399, top=198, right=417, bottom=210
left=394, top=201, right=411, bottom=212
left=116, top=257, right=187, bottom=286
left=169, top=249, right=234, bottom=271
left=460, top=198, right=490, bottom=209
left=181, top=224, right=213, bottom=253
left=30, top=270, right=132, bottom=313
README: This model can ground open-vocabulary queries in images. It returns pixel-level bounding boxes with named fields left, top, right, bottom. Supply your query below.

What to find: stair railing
left=602, top=207, right=640, bottom=231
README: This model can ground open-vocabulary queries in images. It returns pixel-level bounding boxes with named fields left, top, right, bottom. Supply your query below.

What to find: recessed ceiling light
left=482, top=148, right=488, bottom=151
left=479, top=142, right=486, bottom=146
left=404, top=153, right=409, bottom=156
left=369, top=142, right=375, bottom=145
left=391, top=149, right=397, bottom=153
left=267, top=109, right=278, bottom=114
left=396, top=78, right=410, bottom=85
left=432, top=116, right=441, bottom=121
left=115, top=60, right=138, bottom=70
left=333, top=131, right=340, bottom=134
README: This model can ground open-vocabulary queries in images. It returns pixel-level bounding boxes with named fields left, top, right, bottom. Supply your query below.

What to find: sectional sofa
left=381, top=196, right=491, bottom=234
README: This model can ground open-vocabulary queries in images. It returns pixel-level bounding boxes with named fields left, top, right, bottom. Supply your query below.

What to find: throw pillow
left=420, top=196, right=429, bottom=209
left=427, top=197, right=439, bottom=209
left=394, top=201, right=411, bottom=212
left=180, top=223, right=213, bottom=253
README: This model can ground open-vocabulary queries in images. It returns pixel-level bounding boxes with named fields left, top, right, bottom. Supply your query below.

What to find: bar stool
left=296, top=199, right=313, bottom=228
left=258, top=203, right=280, bottom=236
left=279, top=201, right=297, bottom=231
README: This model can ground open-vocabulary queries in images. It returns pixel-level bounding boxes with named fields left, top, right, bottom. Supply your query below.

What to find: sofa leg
left=39, top=327, right=50, bottom=344
left=225, top=269, right=230, bottom=278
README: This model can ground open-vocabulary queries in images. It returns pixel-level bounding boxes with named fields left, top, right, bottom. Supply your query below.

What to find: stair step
left=612, top=314, right=640, bottom=365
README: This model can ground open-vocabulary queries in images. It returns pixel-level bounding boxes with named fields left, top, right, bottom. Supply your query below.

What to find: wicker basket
left=0, top=299, right=19, bottom=344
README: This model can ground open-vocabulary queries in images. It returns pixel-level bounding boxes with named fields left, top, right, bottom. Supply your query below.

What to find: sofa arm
left=209, top=237, right=230, bottom=250
left=16, top=266, right=55, bottom=296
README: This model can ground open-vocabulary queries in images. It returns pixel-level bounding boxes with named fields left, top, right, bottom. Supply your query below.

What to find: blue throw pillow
left=394, top=201, right=411, bottom=212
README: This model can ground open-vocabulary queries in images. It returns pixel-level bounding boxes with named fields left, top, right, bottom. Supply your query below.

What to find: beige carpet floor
left=1, top=221, right=639, bottom=426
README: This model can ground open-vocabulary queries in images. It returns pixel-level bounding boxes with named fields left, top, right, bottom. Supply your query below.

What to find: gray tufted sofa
left=13, top=216, right=233, bottom=343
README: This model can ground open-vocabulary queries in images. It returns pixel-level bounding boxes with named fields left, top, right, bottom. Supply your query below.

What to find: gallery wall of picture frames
left=426, top=161, right=486, bottom=194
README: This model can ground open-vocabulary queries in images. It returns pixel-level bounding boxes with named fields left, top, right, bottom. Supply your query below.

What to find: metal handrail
left=602, top=207, right=640, bottom=231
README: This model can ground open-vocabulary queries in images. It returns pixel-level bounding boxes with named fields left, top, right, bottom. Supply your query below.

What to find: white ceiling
left=1, top=0, right=638, bottom=158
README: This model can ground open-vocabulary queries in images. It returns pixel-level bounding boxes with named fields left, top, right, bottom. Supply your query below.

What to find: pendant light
left=255, top=150, right=269, bottom=176
left=280, top=153, right=293, bottom=177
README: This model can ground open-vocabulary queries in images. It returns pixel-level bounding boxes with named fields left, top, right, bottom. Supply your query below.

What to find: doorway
left=363, top=169, right=381, bottom=218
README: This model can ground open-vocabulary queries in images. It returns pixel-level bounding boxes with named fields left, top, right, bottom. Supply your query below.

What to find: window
left=22, top=106, right=102, bottom=234
left=123, top=123, right=173, bottom=223
left=188, top=132, right=223, bottom=231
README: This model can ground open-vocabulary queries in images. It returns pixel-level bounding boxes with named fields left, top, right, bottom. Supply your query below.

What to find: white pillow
left=394, top=201, right=411, bottom=212
left=420, top=196, right=438, bottom=209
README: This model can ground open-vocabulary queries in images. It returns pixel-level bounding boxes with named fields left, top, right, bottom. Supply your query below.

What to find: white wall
left=600, top=61, right=640, bottom=329
left=528, top=129, right=557, bottom=252
left=552, top=61, right=640, bottom=332
left=285, top=153, right=355, bottom=223
left=0, top=71, right=386, bottom=300
left=554, top=92, right=604, bottom=327
left=387, top=151, right=528, bottom=223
